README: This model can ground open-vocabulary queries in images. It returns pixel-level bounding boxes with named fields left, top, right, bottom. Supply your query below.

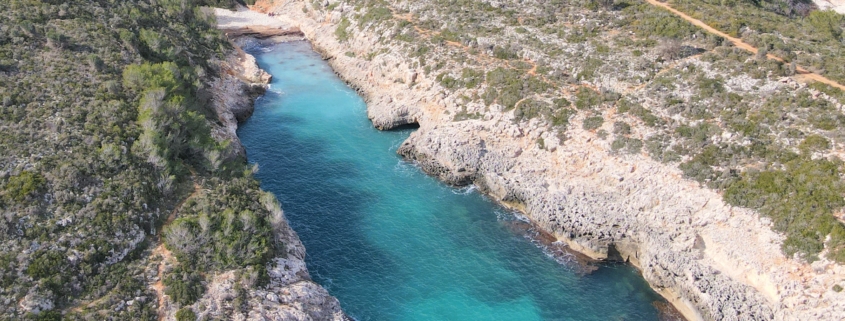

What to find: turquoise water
left=239, top=41, right=667, bottom=321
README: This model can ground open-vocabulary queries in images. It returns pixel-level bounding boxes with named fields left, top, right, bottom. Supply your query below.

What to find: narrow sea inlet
left=238, top=41, right=668, bottom=321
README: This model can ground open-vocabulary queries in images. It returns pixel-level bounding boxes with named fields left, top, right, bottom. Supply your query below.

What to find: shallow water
left=238, top=41, right=667, bottom=321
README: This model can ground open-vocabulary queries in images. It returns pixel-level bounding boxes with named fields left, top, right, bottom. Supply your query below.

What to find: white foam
left=451, top=185, right=477, bottom=195
left=393, top=160, right=415, bottom=177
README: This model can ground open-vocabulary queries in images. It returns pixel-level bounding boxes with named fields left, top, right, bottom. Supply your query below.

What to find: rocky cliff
left=209, top=45, right=271, bottom=159
left=232, top=1, right=845, bottom=320
left=165, top=31, right=345, bottom=321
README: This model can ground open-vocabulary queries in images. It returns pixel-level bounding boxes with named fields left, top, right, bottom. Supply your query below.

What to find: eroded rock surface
left=208, top=45, right=272, bottom=159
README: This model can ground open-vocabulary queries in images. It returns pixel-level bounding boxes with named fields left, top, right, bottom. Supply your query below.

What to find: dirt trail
left=645, top=0, right=845, bottom=91
left=151, top=179, right=201, bottom=321
left=151, top=245, right=174, bottom=321
left=64, top=179, right=201, bottom=317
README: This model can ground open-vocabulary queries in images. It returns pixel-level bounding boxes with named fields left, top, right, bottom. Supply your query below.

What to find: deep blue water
left=238, top=41, right=667, bottom=321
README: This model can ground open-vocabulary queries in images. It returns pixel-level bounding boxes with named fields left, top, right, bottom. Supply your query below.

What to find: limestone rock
left=19, top=288, right=54, bottom=315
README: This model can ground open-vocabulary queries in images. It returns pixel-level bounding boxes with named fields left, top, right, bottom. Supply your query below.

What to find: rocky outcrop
left=249, top=1, right=845, bottom=321
left=19, top=288, right=54, bottom=315
left=208, top=44, right=271, bottom=158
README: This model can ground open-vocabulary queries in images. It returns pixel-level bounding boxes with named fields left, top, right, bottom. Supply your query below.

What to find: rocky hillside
left=0, top=0, right=341, bottom=320
left=246, top=0, right=845, bottom=319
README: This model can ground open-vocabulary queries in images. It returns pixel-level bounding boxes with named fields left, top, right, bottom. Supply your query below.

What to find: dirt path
left=151, top=244, right=175, bottom=321
left=151, top=179, right=201, bottom=321
left=64, top=179, right=201, bottom=317
left=645, top=0, right=845, bottom=91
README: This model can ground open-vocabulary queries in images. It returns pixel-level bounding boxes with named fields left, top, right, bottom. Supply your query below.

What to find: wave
left=392, top=160, right=416, bottom=177
left=497, top=209, right=529, bottom=223
left=266, top=84, right=285, bottom=95
left=451, top=185, right=477, bottom=195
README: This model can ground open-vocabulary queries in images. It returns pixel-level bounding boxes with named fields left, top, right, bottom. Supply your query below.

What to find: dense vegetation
left=315, top=0, right=845, bottom=263
left=672, top=0, right=845, bottom=82
left=0, top=0, right=281, bottom=319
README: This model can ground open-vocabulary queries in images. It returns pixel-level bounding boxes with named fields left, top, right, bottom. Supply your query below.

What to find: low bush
left=611, top=137, right=643, bottom=154
left=724, top=157, right=845, bottom=262
left=335, top=18, right=351, bottom=41
left=799, top=134, right=830, bottom=154
left=583, top=116, right=604, bottom=130
left=574, top=87, right=602, bottom=110
left=164, top=266, right=205, bottom=306
left=3, top=170, right=45, bottom=202
left=175, top=308, right=197, bottom=321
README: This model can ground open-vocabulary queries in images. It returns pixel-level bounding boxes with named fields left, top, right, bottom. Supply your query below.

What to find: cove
left=238, top=41, right=670, bottom=321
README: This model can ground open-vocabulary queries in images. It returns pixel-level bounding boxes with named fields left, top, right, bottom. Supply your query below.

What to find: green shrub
left=809, top=113, right=844, bottom=131
left=574, top=87, right=602, bottom=110
left=549, top=107, right=574, bottom=128
left=697, top=76, right=724, bottom=97
left=164, top=177, right=276, bottom=271
left=25, top=310, right=62, bottom=321
left=582, top=116, right=604, bottom=130
left=486, top=67, right=523, bottom=87
left=611, top=137, right=627, bottom=152
left=679, top=147, right=720, bottom=183
left=799, top=134, right=830, bottom=154
left=724, top=158, right=845, bottom=262
left=498, top=85, right=522, bottom=110
left=646, top=135, right=681, bottom=163
left=335, top=18, right=351, bottom=41
left=359, top=6, right=392, bottom=28
left=597, top=129, right=609, bottom=139
left=25, top=250, right=65, bottom=279
left=576, top=58, right=604, bottom=81
left=492, top=46, right=519, bottom=60
left=175, top=308, right=197, bottom=321
left=807, top=10, right=844, bottom=41
left=513, top=99, right=543, bottom=121
left=624, top=4, right=699, bottom=39
left=627, top=138, right=643, bottom=154
left=4, top=170, right=45, bottom=202
left=164, top=266, right=204, bottom=306
left=610, top=136, right=643, bottom=154
left=462, top=68, right=484, bottom=88
left=483, top=87, right=498, bottom=106
left=436, top=73, right=461, bottom=89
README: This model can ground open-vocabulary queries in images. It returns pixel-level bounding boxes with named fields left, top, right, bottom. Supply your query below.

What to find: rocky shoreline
left=219, top=2, right=845, bottom=320
left=177, top=20, right=346, bottom=320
